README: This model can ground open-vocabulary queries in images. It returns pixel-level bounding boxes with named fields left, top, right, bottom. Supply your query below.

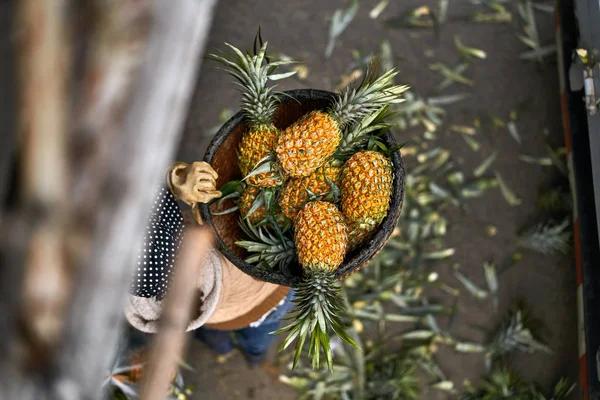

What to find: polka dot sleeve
left=130, top=186, right=185, bottom=298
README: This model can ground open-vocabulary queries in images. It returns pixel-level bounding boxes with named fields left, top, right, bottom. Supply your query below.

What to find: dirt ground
left=177, top=0, right=578, bottom=399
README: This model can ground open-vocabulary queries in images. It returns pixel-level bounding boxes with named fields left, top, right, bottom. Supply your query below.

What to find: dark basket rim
left=200, top=88, right=405, bottom=287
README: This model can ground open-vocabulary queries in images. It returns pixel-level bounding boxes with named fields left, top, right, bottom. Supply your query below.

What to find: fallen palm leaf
left=462, top=133, right=481, bottom=152
left=454, top=341, right=486, bottom=353
left=518, top=154, right=553, bottom=166
left=483, top=262, right=499, bottom=310
left=494, top=171, right=522, bottom=206
left=380, top=40, right=394, bottom=71
left=454, top=270, right=488, bottom=299
left=428, top=93, right=471, bottom=105
left=451, top=124, right=477, bottom=135
left=545, top=142, right=568, bottom=175
left=471, top=2, right=512, bottom=23
left=490, top=115, right=506, bottom=128
left=460, top=177, right=498, bottom=198
left=370, top=0, right=390, bottom=19
left=474, top=152, right=498, bottom=177
left=385, top=5, right=439, bottom=36
left=520, top=44, right=557, bottom=60
left=423, top=248, right=456, bottom=260
left=430, top=62, right=473, bottom=89
left=432, top=380, right=455, bottom=393
left=455, top=36, right=487, bottom=60
left=439, top=0, right=450, bottom=23
left=400, top=330, right=437, bottom=340
left=325, top=0, right=359, bottom=57
left=506, top=121, right=521, bottom=145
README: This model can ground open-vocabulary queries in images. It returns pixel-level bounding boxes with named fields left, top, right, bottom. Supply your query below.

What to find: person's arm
left=125, top=161, right=223, bottom=333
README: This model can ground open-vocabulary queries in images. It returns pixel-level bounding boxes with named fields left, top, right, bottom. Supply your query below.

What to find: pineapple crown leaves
left=236, top=218, right=296, bottom=271
left=275, top=269, right=360, bottom=372
left=208, top=33, right=298, bottom=127
left=546, top=378, right=576, bottom=400
left=330, top=58, right=409, bottom=128
left=462, top=369, right=574, bottom=400
left=323, top=178, right=341, bottom=203
left=337, top=104, right=398, bottom=155
left=366, top=358, right=421, bottom=400
left=536, top=188, right=572, bottom=213
left=242, top=185, right=285, bottom=226
left=366, top=135, right=408, bottom=157
left=302, top=178, right=340, bottom=203
left=462, top=368, right=532, bottom=400
left=243, top=153, right=285, bottom=184
left=517, top=218, right=571, bottom=255
left=209, top=180, right=244, bottom=216
left=485, top=308, right=552, bottom=371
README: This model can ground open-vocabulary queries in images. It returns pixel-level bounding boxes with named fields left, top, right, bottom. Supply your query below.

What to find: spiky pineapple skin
left=341, top=151, right=393, bottom=227
left=346, top=222, right=375, bottom=250
left=275, top=111, right=341, bottom=177
left=279, top=160, right=343, bottom=220
left=237, top=124, right=282, bottom=187
left=294, top=201, right=347, bottom=270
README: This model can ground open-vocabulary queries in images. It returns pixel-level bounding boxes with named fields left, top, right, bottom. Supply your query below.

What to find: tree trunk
left=0, top=0, right=218, bottom=398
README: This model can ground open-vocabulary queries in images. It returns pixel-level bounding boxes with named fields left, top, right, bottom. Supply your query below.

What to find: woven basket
left=199, top=89, right=405, bottom=287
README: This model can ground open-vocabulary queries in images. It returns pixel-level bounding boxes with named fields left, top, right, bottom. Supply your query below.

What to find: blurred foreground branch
left=0, top=0, right=217, bottom=398
left=140, top=229, right=213, bottom=400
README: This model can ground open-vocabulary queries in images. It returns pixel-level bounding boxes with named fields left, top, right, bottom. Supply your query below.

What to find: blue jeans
left=194, top=290, right=296, bottom=357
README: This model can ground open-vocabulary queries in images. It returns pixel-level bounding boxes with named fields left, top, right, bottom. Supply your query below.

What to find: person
left=124, top=161, right=295, bottom=367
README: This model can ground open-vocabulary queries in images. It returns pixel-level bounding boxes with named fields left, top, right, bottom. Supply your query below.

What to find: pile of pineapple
left=210, top=34, right=408, bottom=370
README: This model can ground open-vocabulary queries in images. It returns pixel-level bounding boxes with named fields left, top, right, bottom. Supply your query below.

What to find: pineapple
left=341, top=151, right=393, bottom=247
left=238, top=185, right=288, bottom=227
left=276, top=201, right=358, bottom=371
left=275, top=65, right=408, bottom=177
left=278, top=159, right=343, bottom=220
left=210, top=35, right=296, bottom=187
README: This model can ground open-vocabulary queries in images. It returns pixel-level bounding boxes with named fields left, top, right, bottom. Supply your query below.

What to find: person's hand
left=168, top=161, right=222, bottom=226
left=168, top=161, right=222, bottom=205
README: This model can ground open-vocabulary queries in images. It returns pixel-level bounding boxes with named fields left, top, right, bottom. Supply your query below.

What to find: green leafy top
left=330, top=59, right=409, bottom=128
left=209, top=31, right=297, bottom=127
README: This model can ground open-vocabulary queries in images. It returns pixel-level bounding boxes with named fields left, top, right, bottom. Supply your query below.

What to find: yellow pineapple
left=278, top=159, right=343, bottom=220
left=341, top=151, right=393, bottom=247
left=276, top=201, right=358, bottom=371
left=275, top=65, right=407, bottom=177
left=239, top=125, right=282, bottom=187
left=210, top=35, right=296, bottom=187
